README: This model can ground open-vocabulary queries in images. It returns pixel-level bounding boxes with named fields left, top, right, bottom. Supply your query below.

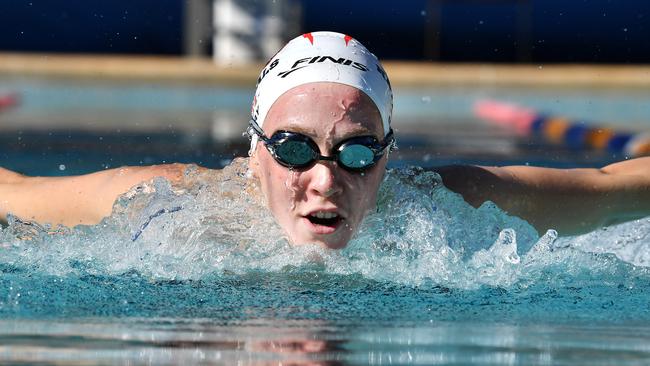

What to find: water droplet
left=58, top=164, right=66, bottom=171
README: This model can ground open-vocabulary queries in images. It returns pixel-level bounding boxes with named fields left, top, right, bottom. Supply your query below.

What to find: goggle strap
left=247, top=120, right=266, bottom=140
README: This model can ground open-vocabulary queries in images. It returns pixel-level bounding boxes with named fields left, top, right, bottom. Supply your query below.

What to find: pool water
left=1, top=159, right=650, bottom=365
left=1, top=78, right=649, bottom=365
left=2, top=76, right=646, bottom=175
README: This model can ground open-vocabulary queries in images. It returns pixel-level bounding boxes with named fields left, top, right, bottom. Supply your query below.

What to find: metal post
left=424, top=0, right=442, bottom=60
left=183, top=0, right=212, bottom=57
left=515, top=0, right=533, bottom=62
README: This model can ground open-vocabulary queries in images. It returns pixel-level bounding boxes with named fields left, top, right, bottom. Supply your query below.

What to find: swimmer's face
left=250, top=82, right=387, bottom=249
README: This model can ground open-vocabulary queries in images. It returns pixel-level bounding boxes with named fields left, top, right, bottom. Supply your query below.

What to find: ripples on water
left=1, top=158, right=649, bottom=364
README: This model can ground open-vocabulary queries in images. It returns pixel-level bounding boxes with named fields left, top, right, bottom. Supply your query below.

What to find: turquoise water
left=1, top=159, right=649, bottom=364
left=2, top=78, right=649, bottom=127
left=1, top=78, right=650, bottom=364
left=2, top=77, right=643, bottom=176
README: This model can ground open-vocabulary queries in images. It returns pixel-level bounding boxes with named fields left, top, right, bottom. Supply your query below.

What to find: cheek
left=258, top=154, right=306, bottom=209
left=360, top=163, right=386, bottom=206
left=255, top=154, right=277, bottom=193
left=345, top=167, right=385, bottom=212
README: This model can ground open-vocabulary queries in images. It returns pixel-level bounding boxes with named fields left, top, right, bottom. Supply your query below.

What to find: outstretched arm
left=0, top=164, right=188, bottom=227
left=436, top=157, right=650, bottom=236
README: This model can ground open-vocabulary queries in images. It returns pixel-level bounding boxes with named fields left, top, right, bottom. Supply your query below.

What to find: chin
left=285, top=221, right=356, bottom=249
left=291, top=235, right=350, bottom=250
left=317, top=238, right=349, bottom=250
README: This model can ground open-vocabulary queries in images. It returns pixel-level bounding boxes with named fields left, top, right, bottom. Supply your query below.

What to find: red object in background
left=0, top=93, right=20, bottom=112
left=473, top=99, right=536, bottom=136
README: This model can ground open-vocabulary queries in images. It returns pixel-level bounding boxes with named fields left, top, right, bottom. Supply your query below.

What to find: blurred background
left=0, top=0, right=649, bottom=175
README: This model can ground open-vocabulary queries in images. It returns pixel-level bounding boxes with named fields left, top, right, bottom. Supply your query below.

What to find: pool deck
left=1, top=52, right=650, bottom=88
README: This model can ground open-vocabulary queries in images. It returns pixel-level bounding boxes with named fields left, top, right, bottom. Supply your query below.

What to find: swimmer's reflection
left=147, top=319, right=347, bottom=366
left=243, top=319, right=346, bottom=366
left=250, top=338, right=345, bottom=366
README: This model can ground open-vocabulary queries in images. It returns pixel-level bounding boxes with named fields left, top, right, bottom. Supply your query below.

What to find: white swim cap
left=249, top=31, right=393, bottom=151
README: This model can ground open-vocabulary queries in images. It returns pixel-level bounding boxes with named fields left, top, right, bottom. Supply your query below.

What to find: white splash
left=0, top=159, right=649, bottom=289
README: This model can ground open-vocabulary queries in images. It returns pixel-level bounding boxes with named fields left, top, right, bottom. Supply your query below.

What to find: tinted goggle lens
left=338, top=143, right=376, bottom=169
left=274, top=138, right=317, bottom=167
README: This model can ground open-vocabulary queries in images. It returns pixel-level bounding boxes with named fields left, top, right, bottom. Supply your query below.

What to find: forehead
left=263, top=82, right=384, bottom=137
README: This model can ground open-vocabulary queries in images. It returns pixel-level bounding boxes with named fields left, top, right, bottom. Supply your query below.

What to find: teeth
left=311, top=211, right=338, bottom=219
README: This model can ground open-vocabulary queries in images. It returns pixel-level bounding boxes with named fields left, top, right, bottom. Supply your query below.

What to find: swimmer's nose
left=308, top=161, right=343, bottom=198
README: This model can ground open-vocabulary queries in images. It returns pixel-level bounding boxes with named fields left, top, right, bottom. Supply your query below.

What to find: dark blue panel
left=301, top=0, right=429, bottom=59
left=0, top=0, right=183, bottom=54
left=0, top=0, right=648, bottom=62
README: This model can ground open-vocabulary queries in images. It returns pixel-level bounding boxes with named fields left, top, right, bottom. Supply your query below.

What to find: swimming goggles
left=246, top=120, right=395, bottom=172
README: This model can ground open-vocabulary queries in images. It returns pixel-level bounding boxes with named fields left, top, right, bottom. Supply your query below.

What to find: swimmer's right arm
left=0, top=164, right=188, bottom=227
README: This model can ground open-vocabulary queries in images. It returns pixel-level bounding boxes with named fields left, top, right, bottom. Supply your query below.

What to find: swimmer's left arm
left=436, top=157, right=650, bottom=236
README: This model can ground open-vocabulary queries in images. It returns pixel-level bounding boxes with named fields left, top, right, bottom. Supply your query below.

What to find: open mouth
left=304, top=211, right=343, bottom=233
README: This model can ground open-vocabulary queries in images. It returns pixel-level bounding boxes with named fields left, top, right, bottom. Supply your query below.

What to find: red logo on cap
left=344, top=35, right=352, bottom=46
left=303, top=33, right=314, bottom=45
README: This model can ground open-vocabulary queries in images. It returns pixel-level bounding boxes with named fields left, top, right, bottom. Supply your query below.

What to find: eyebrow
left=279, top=124, right=318, bottom=138
left=277, top=124, right=377, bottom=140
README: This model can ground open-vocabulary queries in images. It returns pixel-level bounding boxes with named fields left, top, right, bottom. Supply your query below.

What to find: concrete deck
left=1, top=53, right=649, bottom=88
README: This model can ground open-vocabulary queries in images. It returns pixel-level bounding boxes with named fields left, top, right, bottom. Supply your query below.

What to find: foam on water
left=1, top=158, right=648, bottom=292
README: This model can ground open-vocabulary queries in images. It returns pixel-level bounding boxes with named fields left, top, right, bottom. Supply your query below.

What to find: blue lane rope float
left=474, top=99, right=650, bottom=157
